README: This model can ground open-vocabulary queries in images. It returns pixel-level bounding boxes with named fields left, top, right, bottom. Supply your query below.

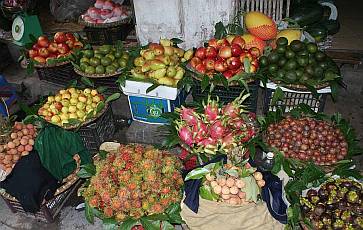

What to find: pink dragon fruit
left=210, top=121, right=225, bottom=140
left=192, top=121, right=208, bottom=142
left=222, top=102, right=240, bottom=119
left=230, top=118, right=245, bottom=129
left=178, top=126, right=194, bottom=146
left=198, top=137, right=217, bottom=148
left=180, top=106, right=198, bottom=126
left=221, top=132, right=235, bottom=148
left=204, top=104, right=219, bottom=123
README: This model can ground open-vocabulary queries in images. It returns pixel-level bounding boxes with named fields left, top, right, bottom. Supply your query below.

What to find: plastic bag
left=49, top=0, right=95, bottom=22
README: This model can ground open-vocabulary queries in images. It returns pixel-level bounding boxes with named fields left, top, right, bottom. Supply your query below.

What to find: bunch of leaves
left=77, top=147, right=184, bottom=230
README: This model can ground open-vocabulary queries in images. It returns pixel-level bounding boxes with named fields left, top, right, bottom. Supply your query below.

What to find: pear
left=157, top=77, right=174, bottom=86
left=149, top=68, right=167, bottom=79
left=150, top=60, right=166, bottom=70
left=131, top=68, right=146, bottom=79
left=174, top=67, right=185, bottom=80
left=169, top=54, right=179, bottom=66
left=134, top=57, right=145, bottom=67
left=166, top=66, right=177, bottom=77
left=164, top=46, right=174, bottom=56
left=141, top=61, right=152, bottom=72
left=173, top=47, right=184, bottom=58
left=160, top=39, right=173, bottom=47
left=142, top=50, right=155, bottom=60
left=154, top=55, right=171, bottom=65
left=183, top=49, right=194, bottom=61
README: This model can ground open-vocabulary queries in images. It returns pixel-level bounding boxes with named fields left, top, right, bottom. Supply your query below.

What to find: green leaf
left=201, top=75, right=210, bottom=92
left=243, top=58, right=251, bottom=74
left=97, top=86, right=108, bottom=94
left=103, top=218, right=118, bottom=230
left=145, top=213, right=169, bottom=221
left=99, top=150, right=108, bottom=159
left=199, top=185, right=217, bottom=201
left=85, top=201, right=94, bottom=224
left=225, top=169, right=239, bottom=177
left=146, top=83, right=160, bottom=94
left=81, top=77, right=94, bottom=88
left=171, top=38, right=183, bottom=44
left=67, top=79, right=78, bottom=88
left=271, top=87, right=285, bottom=106
left=68, top=118, right=81, bottom=126
left=282, top=158, right=294, bottom=177
left=140, top=218, right=160, bottom=230
left=304, top=84, right=319, bottom=99
left=241, top=176, right=259, bottom=203
left=117, top=76, right=127, bottom=88
left=165, top=203, right=184, bottom=224
left=161, top=221, right=175, bottom=230
left=271, top=153, right=283, bottom=175
left=77, top=164, right=96, bottom=178
left=119, top=218, right=138, bottom=230
left=330, top=81, right=338, bottom=102
left=96, top=101, right=105, bottom=113
left=214, top=21, right=227, bottom=39
left=185, top=167, right=210, bottom=180
left=106, top=93, right=121, bottom=104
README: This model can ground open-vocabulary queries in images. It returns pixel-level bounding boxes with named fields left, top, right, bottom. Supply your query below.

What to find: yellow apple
left=69, top=105, right=77, bottom=113
left=85, top=105, right=93, bottom=112
left=51, top=115, right=61, bottom=123
left=50, top=104, right=56, bottom=110
left=71, top=92, right=79, bottom=99
left=55, top=95, right=62, bottom=102
left=91, top=89, right=98, bottom=96
left=84, top=88, right=91, bottom=94
left=43, top=103, right=50, bottom=109
left=48, top=96, right=55, bottom=102
left=69, top=113, right=77, bottom=119
left=61, top=100, right=70, bottom=107
left=70, top=98, right=78, bottom=105
left=62, top=93, right=71, bottom=100
left=61, top=119, right=69, bottom=125
left=61, top=106, right=69, bottom=114
left=92, top=95, right=101, bottom=103
left=91, top=103, right=97, bottom=108
left=68, top=88, right=76, bottom=94
left=76, top=102, right=85, bottom=110
left=78, top=94, right=87, bottom=103
left=76, top=110, right=85, bottom=119
left=60, top=113, right=69, bottom=121
left=59, top=89, right=66, bottom=95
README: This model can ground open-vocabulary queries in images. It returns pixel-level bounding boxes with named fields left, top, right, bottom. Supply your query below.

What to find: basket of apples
left=27, top=32, right=83, bottom=86
left=188, top=35, right=262, bottom=111
left=79, top=0, right=133, bottom=45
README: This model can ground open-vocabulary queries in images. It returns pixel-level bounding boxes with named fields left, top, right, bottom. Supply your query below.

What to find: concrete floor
left=1, top=0, right=363, bottom=229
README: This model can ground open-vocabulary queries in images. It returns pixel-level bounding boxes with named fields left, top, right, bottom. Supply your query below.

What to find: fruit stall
left=0, top=0, right=362, bottom=229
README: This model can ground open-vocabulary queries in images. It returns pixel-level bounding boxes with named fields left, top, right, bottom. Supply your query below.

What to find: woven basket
left=34, top=60, right=71, bottom=68
left=78, top=16, right=132, bottom=28
left=74, top=67, right=123, bottom=79
left=270, top=79, right=330, bottom=91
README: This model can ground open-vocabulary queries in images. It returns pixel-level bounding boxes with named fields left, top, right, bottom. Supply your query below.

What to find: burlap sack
left=181, top=197, right=284, bottom=230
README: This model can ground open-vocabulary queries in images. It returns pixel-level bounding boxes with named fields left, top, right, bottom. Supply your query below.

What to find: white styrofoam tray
left=121, top=80, right=180, bottom=100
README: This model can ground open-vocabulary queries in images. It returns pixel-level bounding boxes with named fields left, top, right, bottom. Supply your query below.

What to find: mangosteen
left=340, top=210, right=352, bottom=222
left=352, top=204, right=363, bottom=215
left=333, top=209, right=342, bottom=220
left=321, top=213, right=332, bottom=225
left=332, top=219, right=345, bottom=229
left=338, top=200, right=348, bottom=210
left=326, top=202, right=336, bottom=212
left=319, top=189, right=329, bottom=201
left=314, top=203, right=326, bottom=216
left=346, top=190, right=359, bottom=204
left=301, top=205, right=311, bottom=214
left=354, top=216, right=363, bottom=229
left=325, top=182, right=338, bottom=192
left=310, top=195, right=320, bottom=204
left=313, top=220, right=324, bottom=230
left=340, top=180, right=353, bottom=188
left=337, top=187, right=349, bottom=199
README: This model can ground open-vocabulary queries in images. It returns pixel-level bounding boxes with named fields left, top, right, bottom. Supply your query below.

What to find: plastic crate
left=192, top=79, right=259, bottom=113
left=76, top=105, right=116, bottom=153
left=263, top=88, right=328, bottom=113
left=1, top=180, right=81, bottom=223
left=36, top=62, right=79, bottom=86
left=128, top=90, right=188, bottom=124
left=83, top=23, right=133, bottom=45
left=92, top=76, right=120, bottom=96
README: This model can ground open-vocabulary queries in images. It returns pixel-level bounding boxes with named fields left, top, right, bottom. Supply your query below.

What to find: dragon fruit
left=178, top=126, right=194, bottom=146
left=204, top=104, right=219, bottom=122
left=192, top=121, right=208, bottom=142
left=198, top=137, right=218, bottom=148
left=179, top=106, right=198, bottom=126
left=210, top=120, right=225, bottom=139
left=222, top=102, right=240, bottom=119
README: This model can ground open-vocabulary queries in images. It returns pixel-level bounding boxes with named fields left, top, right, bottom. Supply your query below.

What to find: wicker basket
left=36, top=61, right=79, bottom=87
left=0, top=154, right=83, bottom=223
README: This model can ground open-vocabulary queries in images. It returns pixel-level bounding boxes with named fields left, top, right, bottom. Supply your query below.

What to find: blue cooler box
left=128, top=90, right=187, bottom=124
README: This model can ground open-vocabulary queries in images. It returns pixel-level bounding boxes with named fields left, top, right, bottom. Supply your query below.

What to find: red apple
left=190, top=57, right=202, bottom=69
left=37, top=36, right=49, bottom=48
left=203, top=58, right=215, bottom=70
left=57, top=43, right=70, bottom=54
left=33, top=56, right=46, bottom=64
left=54, top=32, right=67, bottom=43
left=218, top=46, right=232, bottom=59
left=65, top=40, right=74, bottom=49
left=195, top=63, right=207, bottom=74
left=32, top=43, right=41, bottom=51
left=249, top=47, right=261, bottom=58
left=73, top=41, right=83, bottom=49
left=231, top=36, right=246, bottom=49
left=148, top=43, right=160, bottom=49
left=223, top=70, right=234, bottom=79
left=38, top=48, right=49, bottom=58
left=249, top=64, right=258, bottom=73
left=206, top=70, right=215, bottom=76
left=227, top=57, right=241, bottom=70
left=54, top=102, right=63, bottom=110
left=205, top=46, right=217, bottom=59
left=208, top=38, right=218, bottom=50
left=217, top=38, right=229, bottom=48
left=251, top=59, right=259, bottom=68
left=239, top=51, right=253, bottom=63
left=214, top=59, right=227, bottom=72
left=226, top=35, right=236, bottom=44
left=195, top=47, right=206, bottom=60
left=48, top=42, right=58, bottom=53
left=28, top=49, right=38, bottom=58
left=231, top=44, right=243, bottom=57
left=65, top=33, right=76, bottom=42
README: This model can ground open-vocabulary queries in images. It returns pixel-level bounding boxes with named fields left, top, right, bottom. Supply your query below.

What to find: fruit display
left=240, top=34, right=266, bottom=51
left=82, top=144, right=184, bottom=221
left=77, top=44, right=130, bottom=75
left=189, top=35, right=261, bottom=79
left=28, top=32, right=83, bottom=64
left=259, top=37, right=340, bottom=86
left=172, top=93, right=257, bottom=163
left=185, top=161, right=265, bottom=205
left=266, top=116, right=348, bottom=165
left=0, top=122, right=36, bottom=175
left=131, top=39, right=192, bottom=87
left=3, top=0, right=26, bottom=7
left=81, top=0, right=131, bottom=24
left=274, top=29, right=303, bottom=45
left=37, top=88, right=105, bottom=127
left=244, top=11, right=277, bottom=41
left=300, top=178, right=362, bottom=229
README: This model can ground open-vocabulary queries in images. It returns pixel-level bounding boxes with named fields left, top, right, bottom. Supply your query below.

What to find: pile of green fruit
left=77, top=44, right=129, bottom=75
left=260, top=37, right=340, bottom=86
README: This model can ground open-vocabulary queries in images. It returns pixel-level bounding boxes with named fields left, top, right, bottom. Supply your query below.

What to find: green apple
left=71, top=92, right=79, bottom=99
left=85, top=105, right=93, bottom=112
left=61, top=100, right=70, bottom=107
